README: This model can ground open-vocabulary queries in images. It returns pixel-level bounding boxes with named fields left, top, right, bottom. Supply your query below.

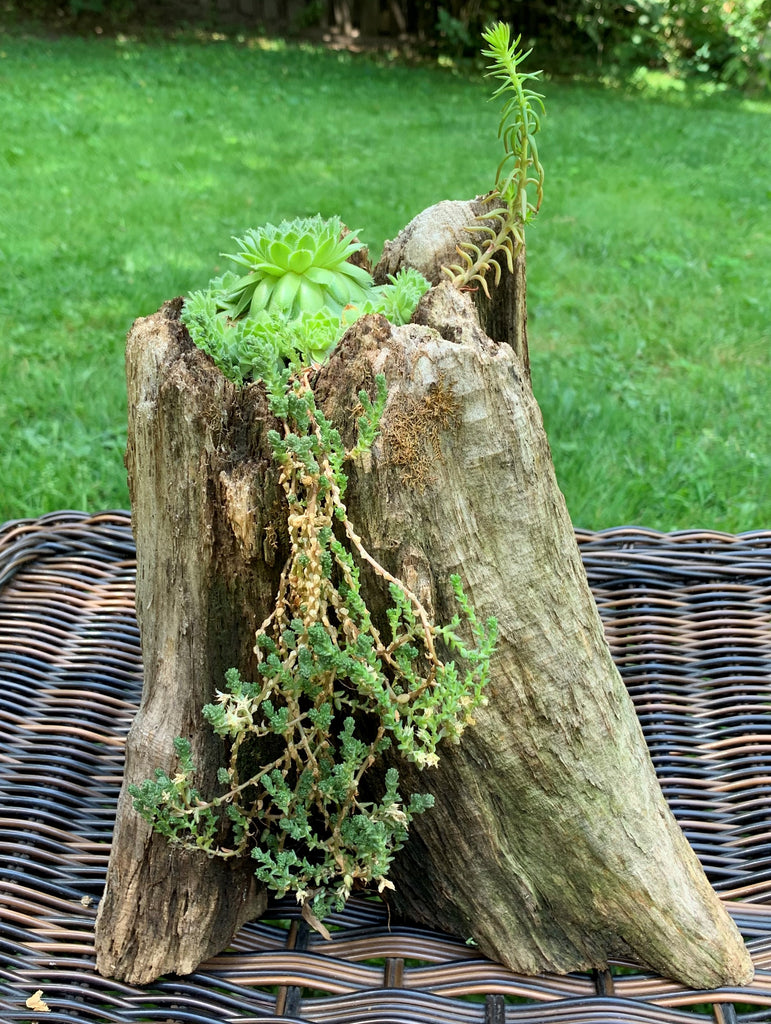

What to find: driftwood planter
left=95, top=201, right=753, bottom=990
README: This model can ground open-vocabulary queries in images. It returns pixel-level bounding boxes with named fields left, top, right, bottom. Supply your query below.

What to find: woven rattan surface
left=1, top=511, right=770, bottom=1023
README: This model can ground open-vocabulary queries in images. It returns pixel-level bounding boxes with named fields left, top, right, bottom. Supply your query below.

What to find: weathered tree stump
left=95, top=202, right=753, bottom=989
left=94, top=304, right=278, bottom=982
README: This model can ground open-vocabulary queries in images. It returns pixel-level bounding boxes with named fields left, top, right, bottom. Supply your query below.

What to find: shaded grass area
left=1, top=32, right=768, bottom=530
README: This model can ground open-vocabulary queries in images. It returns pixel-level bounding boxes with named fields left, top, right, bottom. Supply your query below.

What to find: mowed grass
left=1, top=32, right=769, bottom=530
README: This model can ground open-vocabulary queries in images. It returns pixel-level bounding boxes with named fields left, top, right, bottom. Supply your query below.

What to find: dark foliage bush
left=2, top=0, right=159, bottom=29
left=4, top=0, right=768, bottom=86
left=431, top=0, right=770, bottom=87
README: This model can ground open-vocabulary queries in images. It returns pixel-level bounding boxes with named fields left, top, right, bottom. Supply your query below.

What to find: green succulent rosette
left=220, top=214, right=373, bottom=319
left=182, top=216, right=431, bottom=380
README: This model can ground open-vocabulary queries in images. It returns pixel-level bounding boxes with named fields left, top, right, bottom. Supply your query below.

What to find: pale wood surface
left=95, top=302, right=276, bottom=984
left=317, top=281, right=752, bottom=988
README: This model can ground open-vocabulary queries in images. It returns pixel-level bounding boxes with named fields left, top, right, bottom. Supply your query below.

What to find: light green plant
left=445, top=21, right=545, bottom=295
left=344, top=266, right=433, bottom=328
left=181, top=290, right=342, bottom=382
left=219, top=215, right=373, bottom=320
left=182, top=234, right=430, bottom=379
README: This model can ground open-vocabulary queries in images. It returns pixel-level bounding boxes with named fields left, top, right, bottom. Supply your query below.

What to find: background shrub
left=3, top=0, right=769, bottom=86
left=432, top=1, right=770, bottom=86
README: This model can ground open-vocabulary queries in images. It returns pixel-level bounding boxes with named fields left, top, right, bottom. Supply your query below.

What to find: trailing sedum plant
left=130, top=360, right=497, bottom=922
left=137, top=220, right=492, bottom=925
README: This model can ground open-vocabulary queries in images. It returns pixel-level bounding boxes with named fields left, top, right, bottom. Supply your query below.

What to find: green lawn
left=1, top=31, right=769, bottom=531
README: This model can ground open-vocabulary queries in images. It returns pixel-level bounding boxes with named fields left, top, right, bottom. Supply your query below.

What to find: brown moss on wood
left=381, top=375, right=459, bottom=491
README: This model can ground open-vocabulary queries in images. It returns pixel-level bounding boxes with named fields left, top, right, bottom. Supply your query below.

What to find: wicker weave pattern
left=1, top=512, right=770, bottom=1023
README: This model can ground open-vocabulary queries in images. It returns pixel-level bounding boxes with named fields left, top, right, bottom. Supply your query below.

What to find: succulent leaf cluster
left=349, top=267, right=432, bottom=329
left=181, top=219, right=431, bottom=381
left=484, top=21, right=545, bottom=219
left=181, top=290, right=343, bottom=383
left=220, top=215, right=373, bottom=320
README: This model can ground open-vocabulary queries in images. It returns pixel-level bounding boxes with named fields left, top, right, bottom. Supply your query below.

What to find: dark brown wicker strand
left=1, top=511, right=770, bottom=1022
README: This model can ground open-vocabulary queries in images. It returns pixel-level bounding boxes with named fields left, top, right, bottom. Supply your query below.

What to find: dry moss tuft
left=382, top=376, right=460, bottom=491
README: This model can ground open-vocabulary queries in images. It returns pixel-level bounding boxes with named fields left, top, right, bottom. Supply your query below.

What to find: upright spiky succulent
left=444, top=22, right=545, bottom=295
left=219, top=214, right=374, bottom=319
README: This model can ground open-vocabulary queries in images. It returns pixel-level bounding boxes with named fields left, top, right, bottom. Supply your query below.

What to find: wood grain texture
left=316, top=282, right=753, bottom=989
left=375, top=195, right=529, bottom=375
left=95, top=301, right=278, bottom=984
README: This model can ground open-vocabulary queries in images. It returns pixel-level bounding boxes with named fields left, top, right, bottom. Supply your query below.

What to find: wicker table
left=1, top=511, right=770, bottom=1023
